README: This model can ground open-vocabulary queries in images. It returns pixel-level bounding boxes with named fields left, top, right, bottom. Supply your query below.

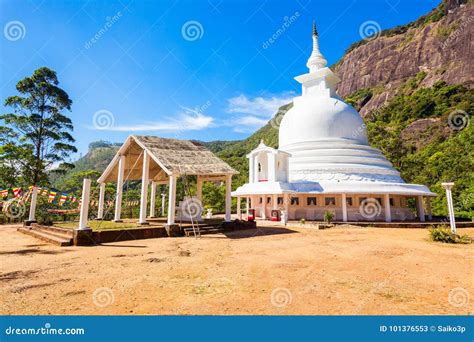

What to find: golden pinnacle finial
left=313, top=21, right=318, bottom=37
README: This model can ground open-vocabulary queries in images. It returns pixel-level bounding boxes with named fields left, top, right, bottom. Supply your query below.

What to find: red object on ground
left=248, top=209, right=255, bottom=221
left=271, top=210, right=280, bottom=221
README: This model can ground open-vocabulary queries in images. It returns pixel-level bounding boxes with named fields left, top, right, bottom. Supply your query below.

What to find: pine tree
left=1, top=67, right=77, bottom=186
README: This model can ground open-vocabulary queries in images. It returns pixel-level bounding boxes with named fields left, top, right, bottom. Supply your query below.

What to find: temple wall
left=250, top=194, right=417, bottom=222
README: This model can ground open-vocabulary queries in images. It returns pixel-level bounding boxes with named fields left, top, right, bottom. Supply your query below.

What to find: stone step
left=31, top=224, right=74, bottom=237
left=18, top=227, right=73, bottom=246
left=36, top=228, right=73, bottom=240
left=184, top=226, right=225, bottom=237
left=34, top=227, right=73, bottom=240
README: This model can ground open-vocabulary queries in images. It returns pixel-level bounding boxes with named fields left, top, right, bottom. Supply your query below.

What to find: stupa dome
left=279, top=95, right=368, bottom=148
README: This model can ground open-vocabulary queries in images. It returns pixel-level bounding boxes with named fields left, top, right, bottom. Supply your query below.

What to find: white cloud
left=231, top=116, right=269, bottom=133
left=226, top=92, right=293, bottom=117
left=225, top=92, right=293, bottom=133
left=90, top=111, right=214, bottom=132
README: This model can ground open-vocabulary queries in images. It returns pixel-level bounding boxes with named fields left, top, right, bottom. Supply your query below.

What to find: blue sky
left=1, top=0, right=440, bottom=159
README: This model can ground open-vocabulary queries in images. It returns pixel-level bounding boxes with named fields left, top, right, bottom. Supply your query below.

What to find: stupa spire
left=306, top=20, right=327, bottom=73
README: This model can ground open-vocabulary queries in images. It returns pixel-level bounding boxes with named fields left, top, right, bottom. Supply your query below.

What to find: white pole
left=237, top=197, right=242, bottom=220
left=384, top=193, right=391, bottom=223
left=246, top=197, right=250, bottom=218
left=225, top=174, right=232, bottom=222
left=427, top=198, right=432, bottom=220
left=28, top=186, right=38, bottom=222
left=416, top=196, right=425, bottom=222
left=97, top=183, right=105, bottom=219
left=167, top=175, right=177, bottom=225
left=341, top=193, right=348, bottom=222
left=114, top=155, right=125, bottom=222
left=78, top=178, right=91, bottom=230
left=161, top=193, right=166, bottom=217
left=139, top=150, right=150, bottom=224
left=149, top=181, right=156, bottom=218
left=442, top=183, right=456, bottom=234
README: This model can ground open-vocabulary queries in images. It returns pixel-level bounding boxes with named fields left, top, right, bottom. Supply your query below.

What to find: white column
left=416, top=195, right=425, bottom=222
left=284, top=194, right=289, bottom=216
left=149, top=181, right=156, bottom=218
left=341, top=193, right=348, bottom=222
left=246, top=197, right=250, bottom=217
left=225, top=174, right=232, bottom=222
left=196, top=176, right=203, bottom=201
left=426, top=197, right=432, bottom=220
left=28, top=186, right=38, bottom=222
left=97, top=183, right=105, bottom=219
left=237, top=197, right=242, bottom=219
left=167, top=174, right=177, bottom=225
left=268, top=153, right=276, bottom=182
left=262, top=195, right=267, bottom=220
left=139, top=151, right=150, bottom=224
left=161, top=193, right=166, bottom=217
left=249, top=156, right=254, bottom=183
left=442, top=183, right=456, bottom=233
left=114, top=155, right=125, bottom=222
left=253, top=156, right=259, bottom=182
left=384, top=193, right=391, bottom=222
left=272, top=194, right=277, bottom=210
left=78, top=178, right=91, bottom=230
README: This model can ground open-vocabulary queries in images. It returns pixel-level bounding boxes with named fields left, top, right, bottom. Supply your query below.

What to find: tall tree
left=1, top=67, right=77, bottom=185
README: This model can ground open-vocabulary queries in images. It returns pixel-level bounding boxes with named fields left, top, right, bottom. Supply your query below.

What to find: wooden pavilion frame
left=96, top=135, right=238, bottom=226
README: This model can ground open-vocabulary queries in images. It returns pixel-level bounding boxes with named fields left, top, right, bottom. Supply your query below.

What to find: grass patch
left=54, top=220, right=163, bottom=231
left=429, top=225, right=472, bottom=244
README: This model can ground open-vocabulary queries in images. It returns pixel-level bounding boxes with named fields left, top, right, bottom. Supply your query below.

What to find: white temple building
left=232, top=23, right=436, bottom=222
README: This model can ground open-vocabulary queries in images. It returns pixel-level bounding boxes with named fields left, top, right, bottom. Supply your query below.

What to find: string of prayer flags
left=48, top=191, right=57, bottom=203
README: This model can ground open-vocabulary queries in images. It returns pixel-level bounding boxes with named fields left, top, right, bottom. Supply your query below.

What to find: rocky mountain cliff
left=334, top=0, right=473, bottom=115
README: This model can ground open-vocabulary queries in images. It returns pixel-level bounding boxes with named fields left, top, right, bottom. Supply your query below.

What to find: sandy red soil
left=0, top=223, right=472, bottom=315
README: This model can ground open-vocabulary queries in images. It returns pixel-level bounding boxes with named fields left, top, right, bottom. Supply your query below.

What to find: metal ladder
left=179, top=167, right=200, bottom=238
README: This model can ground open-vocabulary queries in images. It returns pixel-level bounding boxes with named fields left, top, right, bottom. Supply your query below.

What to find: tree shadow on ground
left=0, top=248, right=68, bottom=256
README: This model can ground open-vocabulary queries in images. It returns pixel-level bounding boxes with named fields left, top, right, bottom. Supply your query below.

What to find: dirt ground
left=0, top=223, right=472, bottom=315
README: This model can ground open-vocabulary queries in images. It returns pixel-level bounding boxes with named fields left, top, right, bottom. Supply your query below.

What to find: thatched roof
left=98, top=135, right=238, bottom=183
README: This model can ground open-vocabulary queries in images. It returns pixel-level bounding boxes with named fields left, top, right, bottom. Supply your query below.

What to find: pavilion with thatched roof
left=96, top=135, right=238, bottom=226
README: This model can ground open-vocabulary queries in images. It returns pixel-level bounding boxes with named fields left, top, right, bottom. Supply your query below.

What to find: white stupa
left=232, top=23, right=436, bottom=222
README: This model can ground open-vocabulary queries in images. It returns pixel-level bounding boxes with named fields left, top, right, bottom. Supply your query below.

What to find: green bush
left=324, top=211, right=334, bottom=224
left=300, top=218, right=306, bottom=224
left=429, top=225, right=471, bottom=244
